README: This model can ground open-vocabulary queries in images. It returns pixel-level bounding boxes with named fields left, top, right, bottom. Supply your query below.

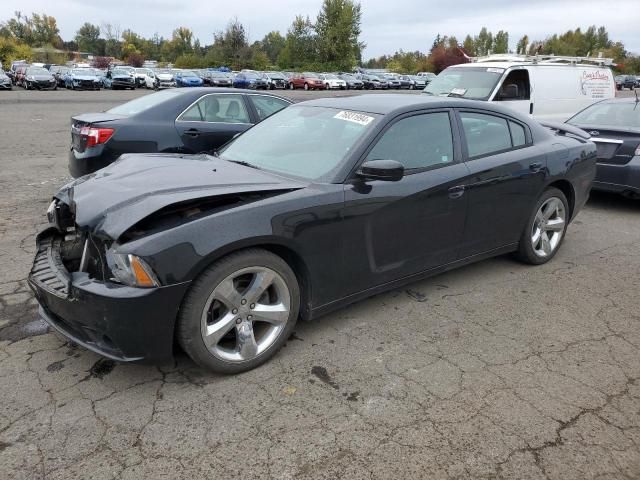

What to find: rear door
left=342, top=109, right=469, bottom=294
left=175, top=94, right=254, bottom=153
left=455, top=109, right=547, bottom=257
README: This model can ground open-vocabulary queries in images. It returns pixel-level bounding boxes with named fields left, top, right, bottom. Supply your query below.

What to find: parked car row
left=615, top=75, right=640, bottom=90
left=2, top=61, right=438, bottom=93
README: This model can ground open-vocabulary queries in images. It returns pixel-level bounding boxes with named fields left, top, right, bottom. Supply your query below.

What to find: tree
left=260, top=31, right=285, bottom=64
left=101, top=23, right=122, bottom=58
left=0, top=35, right=32, bottom=66
left=278, top=15, right=316, bottom=69
left=476, top=27, right=493, bottom=56
left=462, top=35, right=476, bottom=57
left=1, top=12, right=62, bottom=47
left=126, top=52, right=144, bottom=67
left=92, top=56, right=112, bottom=69
left=516, top=35, right=529, bottom=55
left=314, top=0, right=364, bottom=70
left=493, top=30, right=509, bottom=54
left=75, top=23, right=100, bottom=53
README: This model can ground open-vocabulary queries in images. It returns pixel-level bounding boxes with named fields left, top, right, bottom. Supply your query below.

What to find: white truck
left=423, top=54, right=616, bottom=122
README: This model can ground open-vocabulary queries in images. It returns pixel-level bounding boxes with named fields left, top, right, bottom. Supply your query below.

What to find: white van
left=423, top=54, right=616, bottom=122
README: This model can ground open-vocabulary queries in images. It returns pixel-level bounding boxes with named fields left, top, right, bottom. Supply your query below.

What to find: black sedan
left=68, top=88, right=292, bottom=177
left=30, top=95, right=596, bottom=373
left=567, top=97, right=640, bottom=198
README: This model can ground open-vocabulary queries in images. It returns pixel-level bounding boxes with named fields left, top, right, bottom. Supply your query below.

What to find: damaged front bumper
left=28, top=229, right=190, bottom=362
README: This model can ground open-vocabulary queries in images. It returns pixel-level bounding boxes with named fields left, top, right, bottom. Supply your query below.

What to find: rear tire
left=177, top=249, right=300, bottom=374
left=515, top=187, right=569, bottom=265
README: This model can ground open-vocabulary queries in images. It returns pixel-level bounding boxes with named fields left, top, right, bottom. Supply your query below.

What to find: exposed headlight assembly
left=106, top=250, right=160, bottom=288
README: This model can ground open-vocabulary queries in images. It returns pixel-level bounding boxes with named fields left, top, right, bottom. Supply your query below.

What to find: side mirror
left=357, top=160, right=404, bottom=182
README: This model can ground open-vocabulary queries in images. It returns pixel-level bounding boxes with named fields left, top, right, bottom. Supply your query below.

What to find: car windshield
left=423, top=67, right=502, bottom=99
left=107, top=89, right=184, bottom=116
left=568, top=102, right=640, bottom=129
left=72, top=69, right=93, bottom=75
left=181, top=71, right=198, bottom=77
left=157, top=69, right=171, bottom=75
left=218, top=106, right=380, bottom=180
left=303, top=72, right=319, bottom=78
left=28, top=68, right=49, bottom=75
left=244, top=72, right=260, bottom=79
left=112, top=69, right=129, bottom=76
left=269, top=72, right=286, bottom=79
left=324, top=74, right=338, bottom=79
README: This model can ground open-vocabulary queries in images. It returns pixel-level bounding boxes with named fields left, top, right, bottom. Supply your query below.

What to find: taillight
left=80, top=126, right=114, bottom=148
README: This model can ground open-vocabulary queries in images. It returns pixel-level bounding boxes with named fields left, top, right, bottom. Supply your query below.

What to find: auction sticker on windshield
left=451, top=88, right=467, bottom=96
left=334, top=111, right=375, bottom=126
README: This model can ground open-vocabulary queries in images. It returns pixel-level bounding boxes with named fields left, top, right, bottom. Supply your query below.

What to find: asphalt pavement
left=0, top=87, right=639, bottom=479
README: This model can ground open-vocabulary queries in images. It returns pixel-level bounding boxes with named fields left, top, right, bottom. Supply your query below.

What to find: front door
left=342, top=110, right=469, bottom=295
left=491, top=67, right=533, bottom=117
left=175, top=94, right=254, bottom=153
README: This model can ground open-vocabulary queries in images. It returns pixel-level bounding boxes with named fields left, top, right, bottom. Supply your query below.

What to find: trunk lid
left=71, top=113, right=125, bottom=152
left=572, top=124, right=640, bottom=165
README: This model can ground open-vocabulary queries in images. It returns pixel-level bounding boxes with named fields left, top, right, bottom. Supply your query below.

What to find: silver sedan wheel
left=531, top=197, right=566, bottom=258
left=200, top=266, right=291, bottom=363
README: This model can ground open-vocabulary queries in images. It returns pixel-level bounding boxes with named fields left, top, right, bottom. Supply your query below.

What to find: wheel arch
left=187, top=238, right=313, bottom=321
left=545, top=179, right=576, bottom=219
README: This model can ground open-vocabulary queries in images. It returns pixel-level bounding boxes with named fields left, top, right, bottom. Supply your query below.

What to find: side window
left=366, top=112, right=454, bottom=170
left=251, top=96, right=290, bottom=121
left=496, top=69, right=531, bottom=101
left=179, top=95, right=250, bottom=123
left=509, top=121, right=527, bottom=147
left=460, top=112, right=512, bottom=157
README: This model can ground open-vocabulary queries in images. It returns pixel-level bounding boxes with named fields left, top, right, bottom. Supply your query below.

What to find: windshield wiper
left=422, top=91, right=435, bottom=96
left=225, top=159, right=261, bottom=170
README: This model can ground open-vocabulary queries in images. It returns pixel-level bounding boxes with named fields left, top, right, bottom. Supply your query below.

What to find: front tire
left=177, top=249, right=300, bottom=374
left=515, top=187, right=569, bottom=265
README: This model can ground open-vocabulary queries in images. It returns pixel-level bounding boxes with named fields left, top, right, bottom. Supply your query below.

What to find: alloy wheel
left=200, top=266, right=291, bottom=363
left=531, top=197, right=566, bottom=257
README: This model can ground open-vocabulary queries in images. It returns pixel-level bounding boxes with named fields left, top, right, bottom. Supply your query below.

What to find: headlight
left=106, top=251, right=160, bottom=288
left=27, top=75, right=34, bottom=80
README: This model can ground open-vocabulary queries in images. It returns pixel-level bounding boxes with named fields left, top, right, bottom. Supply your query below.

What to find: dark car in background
left=358, top=74, right=384, bottom=89
left=0, top=69, right=12, bottom=90
left=176, top=70, right=204, bottom=87
left=233, top=72, right=269, bottom=90
left=620, top=75, right=637, bottom=90
left=204, top=71, right=233, bottom=88
left=68, top=88, right=291, bottom=177
left=338, top=73, right=364, bottom=90
left=380, top=74, right=401, bottom=89
left=64, top=68, right=102, bottom=90
left=409, top=75, right=427, bottom=90
left=22, top=66, right=57, bottom=90
left=104, top=68, right=136, bottom=90
left=30, top=95, right=595, bottom=374
left=567, top=98, right=640, bottom=198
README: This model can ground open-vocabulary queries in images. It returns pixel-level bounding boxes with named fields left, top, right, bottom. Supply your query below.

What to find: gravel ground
left=0, top=87, right=639, bottom=480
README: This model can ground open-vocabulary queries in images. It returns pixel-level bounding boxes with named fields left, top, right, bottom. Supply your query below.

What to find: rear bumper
left=28, top=231, right=190, bottom=362
left=593, top=156, right=640, bottom=195
left=68, top=146, right=118, bottom=178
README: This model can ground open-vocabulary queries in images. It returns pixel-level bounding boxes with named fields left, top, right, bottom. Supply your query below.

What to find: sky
left=4, top=0, right=640, bottom=57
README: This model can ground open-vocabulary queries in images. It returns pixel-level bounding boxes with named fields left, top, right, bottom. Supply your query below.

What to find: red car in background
left=289, top=72, right=324, bottom=90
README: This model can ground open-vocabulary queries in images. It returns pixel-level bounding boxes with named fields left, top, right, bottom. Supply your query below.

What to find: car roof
left=298, top=93, right=513, bottom=116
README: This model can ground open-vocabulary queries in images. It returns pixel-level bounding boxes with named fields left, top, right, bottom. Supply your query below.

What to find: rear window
left=568, top=102, right=640, bottom=128
left=107, top=89, right=184, bottom=116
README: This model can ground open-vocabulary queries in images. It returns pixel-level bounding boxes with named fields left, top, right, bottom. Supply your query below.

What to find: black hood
left=55, top=154, right=306, bottom=239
